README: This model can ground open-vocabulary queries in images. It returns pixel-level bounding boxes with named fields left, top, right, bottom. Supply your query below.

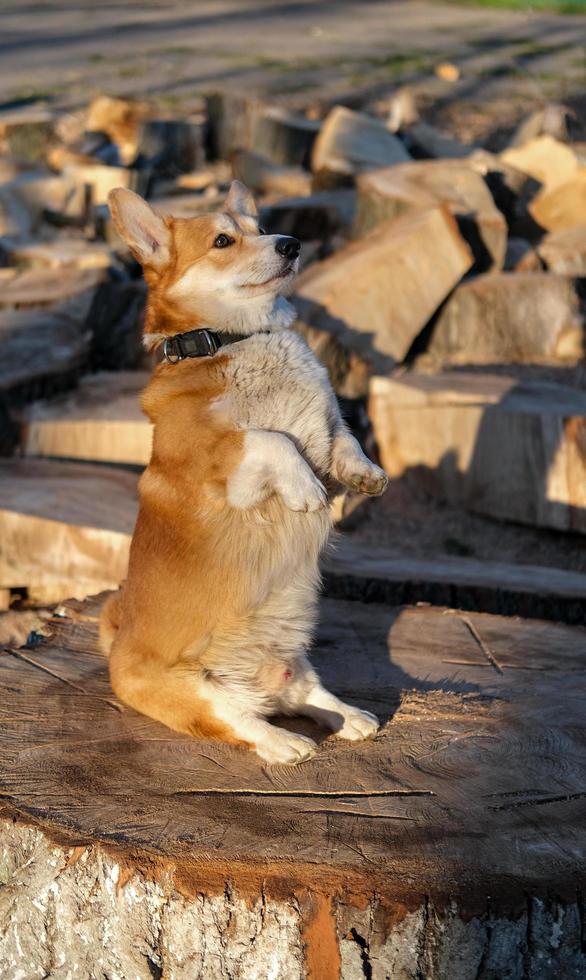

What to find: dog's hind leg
left=110, top=640, right=317, bottom=763
left=277, top=656, right=380, bottom=742
left=99, top=591, right=123, bottom=655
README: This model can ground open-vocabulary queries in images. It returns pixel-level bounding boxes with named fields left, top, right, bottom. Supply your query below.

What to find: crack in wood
left=1, top=646, right=122, bottom=712
left=458, top=616, right=504, bottom=674
left=489, top=791, right=586, bottom=811
left=172, top=788, right=435, bottom=798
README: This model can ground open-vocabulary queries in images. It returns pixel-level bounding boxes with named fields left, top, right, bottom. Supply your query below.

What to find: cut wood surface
left=0, top=307, right=90, bottom=403
left=63, top=163, right=148, bottom=206
left=260, top=189, right=356, bottom=241
left=251, top=105, right=320, bottom=168
left=0, top=459, right=136, bottom=599
left=311, top=105, right=410, bottom=182
left=1, top=236, right=114, bottom=271
left=501, top=134, right=579, bottom=192
left=355, top=160, right=507, bottom=270
left=427, top=271, right=584, bottom=364
left=0, top=266, right=105, bottom=309
left=369, top=372, right=586, bottom=534
left=231, top=149, right=313, bottom=197
left=0, top=591, right=584, bottom=977
left=529, top=167, right=586, bottom=232
left=538, top=225, right=586, bottom=275
left=19, top=370, right=152, bottom=464
left=293, top=206, right=473, bottom=376
left=0, top=172, right=87, bottom=236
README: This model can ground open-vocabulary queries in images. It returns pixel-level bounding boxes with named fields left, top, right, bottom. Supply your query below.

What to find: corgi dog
left=100, top=181, right=387, bottom=764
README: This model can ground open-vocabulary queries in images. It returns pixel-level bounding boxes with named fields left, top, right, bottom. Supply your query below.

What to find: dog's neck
left=143, top=296, right=296, bottom=353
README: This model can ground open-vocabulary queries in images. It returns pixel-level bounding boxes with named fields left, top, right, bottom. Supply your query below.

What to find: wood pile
left=0, top=90, right=585, bottom=973
left=0, top=89, right=584, bottom=582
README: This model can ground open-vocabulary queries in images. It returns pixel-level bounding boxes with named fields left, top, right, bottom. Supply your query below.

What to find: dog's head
left=109, top=181, right=300, bottom=347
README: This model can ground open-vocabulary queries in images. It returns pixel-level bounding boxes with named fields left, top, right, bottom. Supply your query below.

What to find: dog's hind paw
left=334, top=707, right=380, bottom=741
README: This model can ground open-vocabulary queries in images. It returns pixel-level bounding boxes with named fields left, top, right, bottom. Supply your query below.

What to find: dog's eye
left=258, top=226, right=267, bottom=235
left=214, top=234, right=234, bottom=248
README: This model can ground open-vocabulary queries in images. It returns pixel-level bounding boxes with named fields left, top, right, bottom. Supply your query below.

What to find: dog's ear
left=108, top=188, right=171, bottom=270
left=225, top=180, right=257, bottom=219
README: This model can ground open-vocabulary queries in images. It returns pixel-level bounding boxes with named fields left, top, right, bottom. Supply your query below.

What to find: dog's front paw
left=334, top=707, right=380, bottom=741
left=278, top=472, right=327, bottom=513
left=256, top=730, right=317, bottom=765
left=342, top=463, right=388, bottom=497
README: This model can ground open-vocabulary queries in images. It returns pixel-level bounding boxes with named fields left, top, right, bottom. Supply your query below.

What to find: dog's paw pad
left=348, top=467, right=388, bottom=497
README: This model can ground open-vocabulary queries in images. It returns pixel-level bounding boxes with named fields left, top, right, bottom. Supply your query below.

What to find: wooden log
left=538, top=225, right=586, bottom=275
left=0, top=307, right=90, bottom=405
left=85, top=95, right=149, bottom=165
left=18, top=370, right=152, bottom=465
left=260, top=189, right=356, bottom=241
left=0, top=237, right=114, bottom=272
left=4, top=447, right=586, bottom=624
left=231, top=149, right=313, bottom=197
left=404, top=121, right=473, bottom=160
left=62, top=163, right=149, bottom=206
left=508, top=103, right=573, bottom=148
left=529, top=167, right=586, bottom=232
left=426, top=272, right=585, bottom=365
left=466, top=149, right=542, bottom=239
left=501, top=135, right=579, bottom=192
left=0, top=105, right=55, bottom=163
left=369, top=371, right=586, bottom=534
left=0, top=592, right=584, bottom=976
left=251, top=106, right=320, bottom=168
left=205, top=92, right=258, bottom=161
left=0, top=459, right=136, bottom=601
left=0, top=266, right=105, bottom=310
left=311, top=106, right=410, bottom=185
left=85, top=280, right=147, bottom=370
left=355, top=161, right=508, bottom=271
left=293, top=206, right=473, bottom=379
left=136, top=116, right=206, bottom=176
left=0, top=172, right=88, bottom=236
left=324, top=538, right=586, bottom=625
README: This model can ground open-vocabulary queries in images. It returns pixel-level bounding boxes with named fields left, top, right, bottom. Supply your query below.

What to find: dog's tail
left=99, top=591, right=123, bottom=655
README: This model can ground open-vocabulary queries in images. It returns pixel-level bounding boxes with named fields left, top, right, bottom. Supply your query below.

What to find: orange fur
left=101, top=193, right=264, bottom=744
left=102, top=352, right=253, bottom=744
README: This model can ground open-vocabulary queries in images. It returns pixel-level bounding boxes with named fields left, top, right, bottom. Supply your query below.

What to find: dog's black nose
left=275, top=236, right=301, bottom=260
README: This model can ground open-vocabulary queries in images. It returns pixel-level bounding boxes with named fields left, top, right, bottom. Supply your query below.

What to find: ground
left=1, top=0, right=584, bottom=148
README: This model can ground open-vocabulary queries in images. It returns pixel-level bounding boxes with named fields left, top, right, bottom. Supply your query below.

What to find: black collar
left=162, top=328, right=252, bottom=363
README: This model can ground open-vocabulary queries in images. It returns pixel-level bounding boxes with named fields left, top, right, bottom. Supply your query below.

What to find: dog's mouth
left=241, top=264, right=296, bottom=291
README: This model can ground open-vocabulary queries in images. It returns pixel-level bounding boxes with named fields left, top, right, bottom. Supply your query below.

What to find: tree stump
left=0, top=593, right=584, bottom=978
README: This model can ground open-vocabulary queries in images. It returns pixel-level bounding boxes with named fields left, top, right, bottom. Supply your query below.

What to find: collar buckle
left=162, top=337, right=182, bottom=364
left=163, top=329, right=222, bottom=364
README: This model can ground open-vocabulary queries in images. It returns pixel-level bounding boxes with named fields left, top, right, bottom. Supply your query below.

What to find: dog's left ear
left=225, top=180, right=257, bottom=219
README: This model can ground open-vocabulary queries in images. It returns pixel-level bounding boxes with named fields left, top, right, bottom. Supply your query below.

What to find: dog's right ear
left=108, top=188, right=171, bottom=270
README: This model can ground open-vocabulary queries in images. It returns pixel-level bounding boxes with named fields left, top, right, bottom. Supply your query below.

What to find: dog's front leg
left=330, top=420, right=388, bottom=497
left=227, top=430, right=327, bottom=512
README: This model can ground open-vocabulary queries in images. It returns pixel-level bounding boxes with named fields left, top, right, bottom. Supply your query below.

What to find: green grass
left=445, top=0, right=585, bottom=12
